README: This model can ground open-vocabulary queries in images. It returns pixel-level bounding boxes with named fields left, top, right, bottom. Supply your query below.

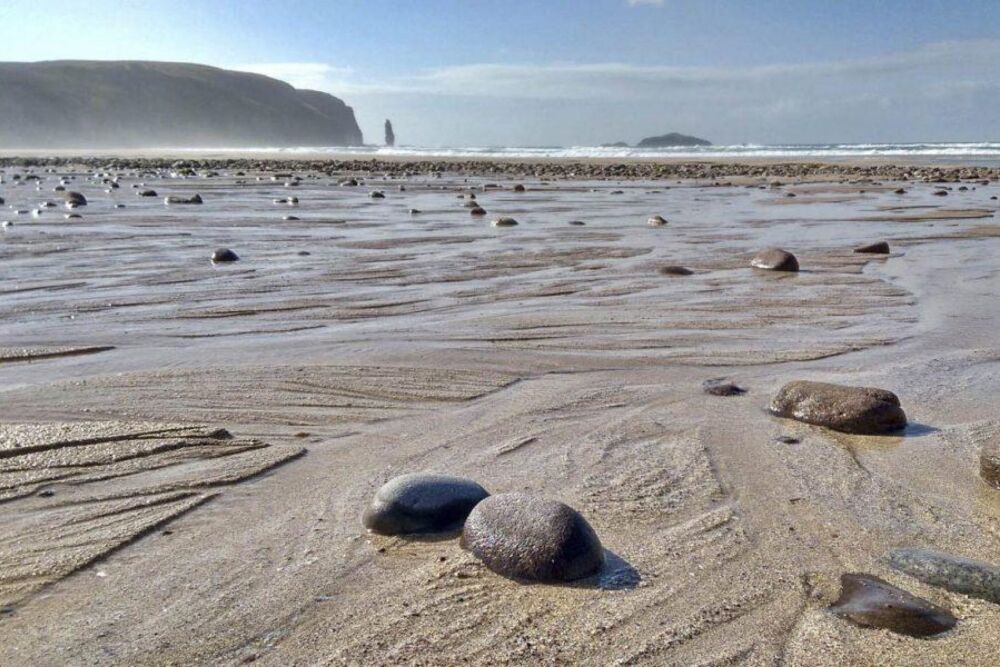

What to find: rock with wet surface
left=769, top=381, right=906, bottom=434
left=470, top=206, right=487, bottom=216
left=137, top=189, right=158, bottom=197
left=491, top=217, right=518, bottom=227
left=647, top=215, right=668, bottom=227
left=362, top=473, right=489, bottom=535
left=829, top=573, right=957, bottom=638
left=211, top=248, right=239, bottom=263
left=659, top=265, right=693, bottom=276
left=854, top=241, right=890, bottom=254
left=461, top=493, right=604, bottom=582
left=64, top=192, right=87, bottom=207
left=750, top=248, right=799, bottom=271
left=890, top=547, right=1000, bottom=604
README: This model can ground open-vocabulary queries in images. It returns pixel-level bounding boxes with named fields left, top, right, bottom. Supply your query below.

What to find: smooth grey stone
left=889, top=547, right=1000, bottom=604
left=362, top=473, right=488, bottom=535
left=211, top=248, right=239, bottom=263
left=751, top=248, right=799, bottom=271
left=462, top=493, right=604, bottom=582
left=491, top=217, right=518, bottom=227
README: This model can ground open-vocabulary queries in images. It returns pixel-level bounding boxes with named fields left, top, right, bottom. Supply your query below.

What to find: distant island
left=602, top=133, right=711, bottom=148
left=0, top=61, right=363, bottom=148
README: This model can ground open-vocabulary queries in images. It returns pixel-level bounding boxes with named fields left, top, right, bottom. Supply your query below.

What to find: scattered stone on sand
left=137, top=189, right=158, bottom=197
left=64, top=213, right=81, bottom=220
left=211, top=248, right=239, bottom=263
left=894, top=188, right=907, bottom=195
left=408, top=208, right=421, bottom=214
left=470, top=206, right=487, bottom=216
left=362, top=473, right=489, bottom=536
left=830, top=573, right=957, bottom=638
left=659, top=265, right=693, bottom=276
left=981, top=438, right=1000, bottom=489
left=889, top=547, right=1000, bottom=605
left=568, top=220, right=585, bottom=226
left=512, top=184, right=526, bottom=192
left=462, top=493, right=604, bottom=582
left=114, top=204, right=125, bottom=209
left=647, top=215, right=668, bottom=227
left=854, top=241, right=890, bottom=254
left=702, top=379, right=746, bottom=396
left=491, top=217, right=518, bottom=227
left=369, top=191, right=385, bottom=199
left=775, top=435, right=800, bottom=444
left=64, top=192, right=87, bottom=207
left=164, top=194, right=203, bottom=205
left=769, top=381, right=907, bottom=435
left=339, top=178, right=358, bottom=187
left=933, top=190, right=948, bottom=197
left=750, top=248, right=799, bottom=272
left=283, top=215, right=300, bottom=221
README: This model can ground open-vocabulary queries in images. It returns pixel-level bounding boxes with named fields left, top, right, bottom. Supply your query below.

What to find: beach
left=1, top=157, right=999, bottom=665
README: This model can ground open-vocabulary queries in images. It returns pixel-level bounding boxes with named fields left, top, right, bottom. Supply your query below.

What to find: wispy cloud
left=627, top=0, right=665, bottom=6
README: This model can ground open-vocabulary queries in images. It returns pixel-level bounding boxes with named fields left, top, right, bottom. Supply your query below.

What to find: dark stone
left=829, top=573, right=957, bottom=638
left=659, top=265, right=693, bottom=276
left=211, top=248, right=239, bottom=263
left=647, top=215, right=668, bottom=226
left=854, top=241, right=890, bottom=254
left=340, top=178, right=359, bottom=187
left=491, top=217, right=518, bottom=227
left=362, top=473, right=489, bottom=535
left=981, top=439, right=1000, bottom=489
left=165, top=194, right=203, bottom=205
left=889, top=547, right=1000, bottom=604
left=283, top=215, right=299, bottom=221
left=775, top=435, right=800, bottom=444
left=369, top=191, right=385, bottom=199
left=64, top=213, right=82, bottom=219
left=64, top=191, right=87, bottom=207
left=933, top=190, right=948, bottom=196
left=512, top=184, right=526, bottom=192
left=409, top=208, right=421, bottom=214
left=702, top=379, right=746, bottom=396
left=461, top=493, right=604, bottom=582
left=470, top=206, right=487, bottom=216
left=751, top=248, right=799, bottom=272
left=137, top=189, right=158, bottom=197
left=894, top=188, right=906, bottom=194
left=769, top=381, right=907, bottom=435
left=568, top=220, right=586, bottom=226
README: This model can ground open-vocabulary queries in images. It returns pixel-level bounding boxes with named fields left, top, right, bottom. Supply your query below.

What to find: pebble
left=470, top=206, right=487, bottom=216
left=829, top=573, right=956, bottom=638
left=211, top=248, right=239, bottom=263
left=750, top=248, right=799, bottom=272
left=854, top=241, right=890, bottom=254
left=491, top=217, right=518, bottom=227
left=702, top=379, right=746, bottom=396
left=462, top=493, right=604, bottom=582
left=362, top=473, right=489, bottom=535
left=769, top=381, right=907, bottom=434
left=164, top=194, right=203, bottom=205
left=659, top=265, right=693, bottom=276
left=889, top=547, right=1000, bottom=604
left=137, top=189, right=158, bottom=197
left=647, top=215, right=668, bottom=226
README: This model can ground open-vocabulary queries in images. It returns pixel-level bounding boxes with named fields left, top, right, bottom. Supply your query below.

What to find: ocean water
left=195, top=142, right=1000, bottom=167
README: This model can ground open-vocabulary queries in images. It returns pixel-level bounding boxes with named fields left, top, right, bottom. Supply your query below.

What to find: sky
left=2, top=0, right=998, bottom=147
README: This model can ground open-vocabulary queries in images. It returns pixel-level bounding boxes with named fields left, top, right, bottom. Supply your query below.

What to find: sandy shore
left=0, top=162, right=998, bottom=665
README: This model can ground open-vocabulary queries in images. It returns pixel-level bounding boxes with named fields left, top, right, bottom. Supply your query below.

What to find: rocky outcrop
left=636, top=132, right=711, bottom=148
left=0, top=61, right=363, bottom=148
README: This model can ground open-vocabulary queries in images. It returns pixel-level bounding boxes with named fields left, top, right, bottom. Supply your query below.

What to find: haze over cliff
left=0, top=61, right=363, bottom=149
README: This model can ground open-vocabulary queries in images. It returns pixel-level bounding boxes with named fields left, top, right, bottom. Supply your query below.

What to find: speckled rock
left=750, top=248, right=799, bottom=271
left=890, top=547, right=1000, bottom=604
left=769, top=381, right=906, bottom=434
left=854, top=241, right=890, bottom=254
left=830, top=573, right=956, bottom=638
left=211, top=248, right=239, bottom=263
left=362, top=473, right=489, bottom=535
left=461, top=493, right=604, bottom=582
left=703, top=379, right=746, bottom=396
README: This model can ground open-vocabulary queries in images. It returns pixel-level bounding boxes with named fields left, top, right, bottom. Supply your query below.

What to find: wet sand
left=0, top=161, right=998, bottom=665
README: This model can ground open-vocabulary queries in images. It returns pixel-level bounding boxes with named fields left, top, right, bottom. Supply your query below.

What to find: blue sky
left=2, top=0, right=998, bottom=146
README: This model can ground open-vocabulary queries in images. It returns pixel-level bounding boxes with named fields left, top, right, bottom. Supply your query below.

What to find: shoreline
left=2, top=151, right=999, bottom=180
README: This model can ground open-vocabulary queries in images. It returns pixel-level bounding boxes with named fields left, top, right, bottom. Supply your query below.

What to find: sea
left=205, top=142, right=1000, bottom=168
